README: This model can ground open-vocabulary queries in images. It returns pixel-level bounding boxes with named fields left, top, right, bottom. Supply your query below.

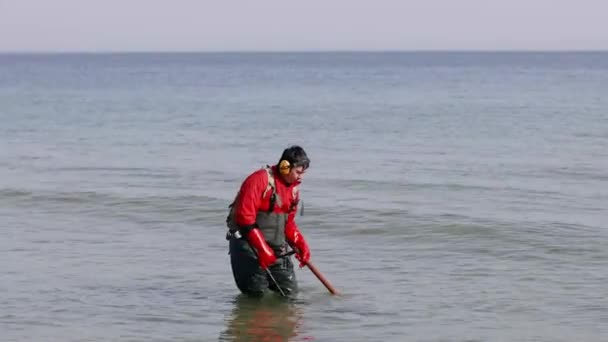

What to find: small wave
left=52, top=166, right=151, bottom=172
left=547, top=167, right=608, bottom=181
left=314, top=176, right=569, bottom=199
left=0, top=188, right=222, bottom=203
left=0, top=188, right=229, bottom=224
left=49, top=166, right=180, bottom=179
left=0, top=189, right=32, bottom=198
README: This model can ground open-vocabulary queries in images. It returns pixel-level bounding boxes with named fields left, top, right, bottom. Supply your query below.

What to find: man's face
left=285, top=166, right=306, bottom=184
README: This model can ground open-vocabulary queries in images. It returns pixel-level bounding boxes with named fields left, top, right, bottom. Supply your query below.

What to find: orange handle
left=305, top=261, right=339, bottom=295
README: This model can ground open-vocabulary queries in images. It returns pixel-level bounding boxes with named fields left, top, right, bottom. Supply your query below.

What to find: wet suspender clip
left=229, top=230, right=242, bottom=239
left=226, top=222, right=258, bottom=241
left=225, top=229, right=242, bottom=240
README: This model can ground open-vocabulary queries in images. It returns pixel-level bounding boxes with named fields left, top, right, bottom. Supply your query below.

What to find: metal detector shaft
left=243, top=239, right=288, bottom=297
left=264, top=268, right=286, bottom=297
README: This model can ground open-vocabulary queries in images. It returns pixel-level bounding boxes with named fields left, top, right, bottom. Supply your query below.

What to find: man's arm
left=285, top=194, right=310, bottom=267
left=233, top=170, right=276, bottom=269
left=234, top=171, right=266, bottom=229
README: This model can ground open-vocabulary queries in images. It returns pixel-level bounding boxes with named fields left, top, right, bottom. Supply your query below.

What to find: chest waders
left=225, top=166, right=299, bottom=297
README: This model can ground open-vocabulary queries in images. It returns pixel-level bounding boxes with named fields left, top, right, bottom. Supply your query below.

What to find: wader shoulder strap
left=263, top=166, right=277, bottom=213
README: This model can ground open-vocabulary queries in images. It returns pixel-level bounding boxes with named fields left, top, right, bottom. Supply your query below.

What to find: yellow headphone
left=279, top=159, right=291, bottom=175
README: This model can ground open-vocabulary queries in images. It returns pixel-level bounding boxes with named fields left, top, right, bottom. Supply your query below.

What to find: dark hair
left=278, top=145, right=310, bottom=170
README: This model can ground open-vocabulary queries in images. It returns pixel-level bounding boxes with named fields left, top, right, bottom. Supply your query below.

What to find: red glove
left=285, top=225, right=310, bottom=267
left=246, top=228, right=277, bottom=269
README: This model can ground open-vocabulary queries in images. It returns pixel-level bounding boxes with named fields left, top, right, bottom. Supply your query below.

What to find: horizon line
left=1, top=48, right=608, bottom=55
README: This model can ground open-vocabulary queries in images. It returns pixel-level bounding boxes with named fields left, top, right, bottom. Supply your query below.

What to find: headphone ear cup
left=279, top=160, right=291, bottom=175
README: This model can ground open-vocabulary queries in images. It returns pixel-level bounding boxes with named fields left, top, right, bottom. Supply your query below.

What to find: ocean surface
left=1, top=52, right=607, bottom=341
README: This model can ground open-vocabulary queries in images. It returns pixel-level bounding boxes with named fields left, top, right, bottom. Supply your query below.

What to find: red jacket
left=233, top=165, right=300, bottom=232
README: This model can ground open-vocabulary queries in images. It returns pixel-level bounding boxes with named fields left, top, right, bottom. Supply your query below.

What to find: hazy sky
left=1, top=0, right=606, bottom=52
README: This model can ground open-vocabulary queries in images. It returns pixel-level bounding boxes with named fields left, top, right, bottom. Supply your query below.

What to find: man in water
left=226, top=145, right=311, bottom=297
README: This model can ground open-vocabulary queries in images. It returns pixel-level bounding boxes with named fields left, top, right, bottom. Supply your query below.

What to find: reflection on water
left=219, top=294, right=307, bottom=342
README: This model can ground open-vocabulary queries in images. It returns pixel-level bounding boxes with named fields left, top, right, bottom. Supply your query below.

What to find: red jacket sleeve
left=234, top=170, right=268, bottom=227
